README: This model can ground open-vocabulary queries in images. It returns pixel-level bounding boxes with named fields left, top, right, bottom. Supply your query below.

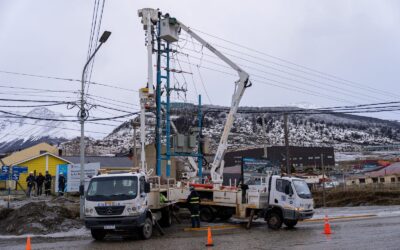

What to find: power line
left=0, top=70, right=138, bottom=93
left=190, top=27, right=400, bottom=100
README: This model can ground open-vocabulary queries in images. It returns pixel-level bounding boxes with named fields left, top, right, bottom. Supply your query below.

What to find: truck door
left=272, top=179, right=294, bottom=209
left=138, top=176, right=147, bottom=207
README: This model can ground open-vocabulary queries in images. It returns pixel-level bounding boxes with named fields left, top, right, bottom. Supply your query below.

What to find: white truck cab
left=264, top=175, right=314, bottom=229
left=84, top=171, right=174, bottom=240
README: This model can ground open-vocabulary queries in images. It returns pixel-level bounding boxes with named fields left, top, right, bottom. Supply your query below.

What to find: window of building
left=359, top=178, right=365, bottom=184
left=293, top=157, right=297, bottom=160
left=372, top=178, right=378, bottom=183
left=380, top=178, right=385, bottom=183
left=327, top=155, right=333, bottom=159
left=308, top=157, right=313, bottom=160
left=398, top=177, right=400, bottom=182
left=315, top=156, right=320, bottom=159
left=391, top=177, right=396, bottom=183
left=299, top=157, right=303, bottom=160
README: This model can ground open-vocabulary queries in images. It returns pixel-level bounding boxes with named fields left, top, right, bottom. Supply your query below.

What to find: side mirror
left=144, top=182, right=151, bottom=193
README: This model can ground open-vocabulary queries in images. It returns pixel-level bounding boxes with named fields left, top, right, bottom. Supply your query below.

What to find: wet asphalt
left=1, top=215, right=400, bottom=250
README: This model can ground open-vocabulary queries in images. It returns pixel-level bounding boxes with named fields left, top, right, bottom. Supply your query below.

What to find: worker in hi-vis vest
left=187, top=186, right=200, bottom=228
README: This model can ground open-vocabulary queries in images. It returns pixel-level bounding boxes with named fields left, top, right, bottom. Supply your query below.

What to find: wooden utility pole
left=321, top=153, right=326, bottom=209
left=283, top=113, right=290, bottom=175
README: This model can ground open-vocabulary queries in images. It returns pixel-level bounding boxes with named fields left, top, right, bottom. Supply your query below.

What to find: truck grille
left=95, top=206, right=125, bottom=216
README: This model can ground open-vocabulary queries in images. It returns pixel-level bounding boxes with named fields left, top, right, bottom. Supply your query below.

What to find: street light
left=79, top=30, right=111, bottom=219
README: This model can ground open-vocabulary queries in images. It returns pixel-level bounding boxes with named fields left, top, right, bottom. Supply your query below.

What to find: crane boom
left=177, top=21, right=251, bottom=185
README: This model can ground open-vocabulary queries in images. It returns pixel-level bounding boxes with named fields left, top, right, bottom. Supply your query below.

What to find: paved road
left=1, top=215, right=400, bottom=250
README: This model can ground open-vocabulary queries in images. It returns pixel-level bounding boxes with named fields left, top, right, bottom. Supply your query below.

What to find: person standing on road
left=35, top=172, right=45, bottom=196
left=187, top=186, right=201, bottom=228
left=58, top=173, right=66, bottom=196
left=44, top=171, right=52, bottom=196
left=26, top=172, right=35, bottom=198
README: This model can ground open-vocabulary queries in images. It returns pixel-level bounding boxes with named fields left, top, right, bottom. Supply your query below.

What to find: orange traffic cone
left=26, top=236, right=31, bottom=250
left=205, top=227, right=214, bottom=247
left=323, top=216, right=332, bottom=235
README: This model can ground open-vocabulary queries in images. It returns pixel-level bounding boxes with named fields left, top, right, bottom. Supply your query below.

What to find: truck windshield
left=293, top=180, right=312, bottom=199
left=86, top=176, right=138, bottom=201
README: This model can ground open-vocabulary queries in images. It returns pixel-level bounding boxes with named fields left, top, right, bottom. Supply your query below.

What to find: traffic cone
left=323, top=216, right=332, bottom=235
left=205, top=227, right=214, bottom=247
left=26, top=236, right=31, bottom=250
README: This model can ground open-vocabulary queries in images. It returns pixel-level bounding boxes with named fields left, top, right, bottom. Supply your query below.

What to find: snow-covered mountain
left=61, top=105, right=400, bottom=156
left=0, top=107, right=80, bottom=153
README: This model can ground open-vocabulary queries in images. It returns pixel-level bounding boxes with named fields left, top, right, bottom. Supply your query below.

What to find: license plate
left=104, top=225, right=115, bottom=230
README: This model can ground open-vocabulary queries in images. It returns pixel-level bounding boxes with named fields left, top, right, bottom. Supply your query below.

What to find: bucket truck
left=160, top=13, right=315, bottom=229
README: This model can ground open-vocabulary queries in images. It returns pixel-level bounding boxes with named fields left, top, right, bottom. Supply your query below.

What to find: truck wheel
left=200, top=206, right=215, bottom=222
left=91, top=229, right=106, bottom=241
left=140, top=217, right=153, bottom=240
left=218, top=208, right=234, bottom=221
left=267, top=212, right=282, bottom=230
left=159, top=207, right=172, bottom=227
left=283, top=219, right=298, bottom=228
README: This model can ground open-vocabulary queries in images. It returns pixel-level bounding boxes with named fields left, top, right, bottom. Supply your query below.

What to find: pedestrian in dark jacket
left=44, top=171, right=52, bottom=196
left=26, top=172, right=35, bottom=197
left=35, top=172, right=45, bottom=196
left=58, top=173, right=66, bottom=196
left=187, top=186, right=201, bottom=228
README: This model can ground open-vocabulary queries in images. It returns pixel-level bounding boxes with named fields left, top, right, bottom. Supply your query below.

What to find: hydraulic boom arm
left=177, top=21, right=251, bottom=185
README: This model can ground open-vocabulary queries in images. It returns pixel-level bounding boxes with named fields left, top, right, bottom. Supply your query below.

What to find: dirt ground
left=0, top=196, right=81, bottom=235
left=313, top=189, right=400, bottom=207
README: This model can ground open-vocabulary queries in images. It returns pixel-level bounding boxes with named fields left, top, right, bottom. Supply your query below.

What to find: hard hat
left=30, top=171, right=33, bottom=174
left=60, top=173, right=63, bottom=175
left=190, top=186, right=195, bottom=191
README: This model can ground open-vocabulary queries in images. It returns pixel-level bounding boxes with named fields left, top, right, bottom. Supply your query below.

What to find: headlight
left=126, top=206, right=139, bottom=215
left=85, top=207, right=94, bottom=216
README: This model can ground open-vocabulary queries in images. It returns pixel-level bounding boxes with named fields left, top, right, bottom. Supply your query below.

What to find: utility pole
left=283, top=113, right=290, bottom=175
left=132, top=121, right=138, bottom=168
left=79, top=31, right=111, bottom=220
left=321, top=153, right=326, bottom=209
left=261, top=115, right=268, bottom=158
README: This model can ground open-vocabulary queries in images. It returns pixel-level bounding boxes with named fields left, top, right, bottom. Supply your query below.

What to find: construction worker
left=26, top=172, right=35, bottom=198
left=35, top=172, right=45, bottom=196
left=44, top=171, right=52, bottom=196
left=187, top=186, right=200, bottom=228
left=58, top=173, right=66, bottom=196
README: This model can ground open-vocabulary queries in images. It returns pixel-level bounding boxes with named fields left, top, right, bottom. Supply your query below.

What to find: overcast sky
left=0, top=0, right=399, bottom=138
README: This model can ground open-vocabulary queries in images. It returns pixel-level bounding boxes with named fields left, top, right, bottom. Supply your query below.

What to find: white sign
left=67, top=163, right=100, bottom=192
left=55, top=163, right=100, bottom=193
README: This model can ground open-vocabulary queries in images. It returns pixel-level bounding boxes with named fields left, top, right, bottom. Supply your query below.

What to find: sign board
left=12, top=166, right=28, bottom=174
left=0, top=174, right=8, bottom=181
left=11, top=173, right=19, bottom=181
left=1, top=166, right=9, bottom=174
left=241, top=157, right=280, bottom=185
left=67, top=163, right=100, bottom=192
left=55, top=163, right=100, bottom=193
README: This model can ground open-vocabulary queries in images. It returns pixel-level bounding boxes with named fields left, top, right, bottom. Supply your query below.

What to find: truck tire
left=159, top=207, right=172, bottom=227
left=140, top=217, right=153, bottom=240
left=283, top=219, right=298, bottom=228
left=200, top=206, right=215, bottom=222
left=91, top=229, right=106, bottom=241
left=218, top=208, right=234, bottom=221
left=267, top=212, right=282, bottom=230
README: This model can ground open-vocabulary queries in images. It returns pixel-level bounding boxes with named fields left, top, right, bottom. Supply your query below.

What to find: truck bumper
left=85, top=213, right=147, bottom=230
left=295, top=210, right=314, bottom=220
left=283, top=209, right=314, bottom=220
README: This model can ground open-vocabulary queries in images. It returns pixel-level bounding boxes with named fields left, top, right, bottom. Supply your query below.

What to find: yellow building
left=0, top=142, right=59, bottom=167
left=12, top=152, right=71, bottom=190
